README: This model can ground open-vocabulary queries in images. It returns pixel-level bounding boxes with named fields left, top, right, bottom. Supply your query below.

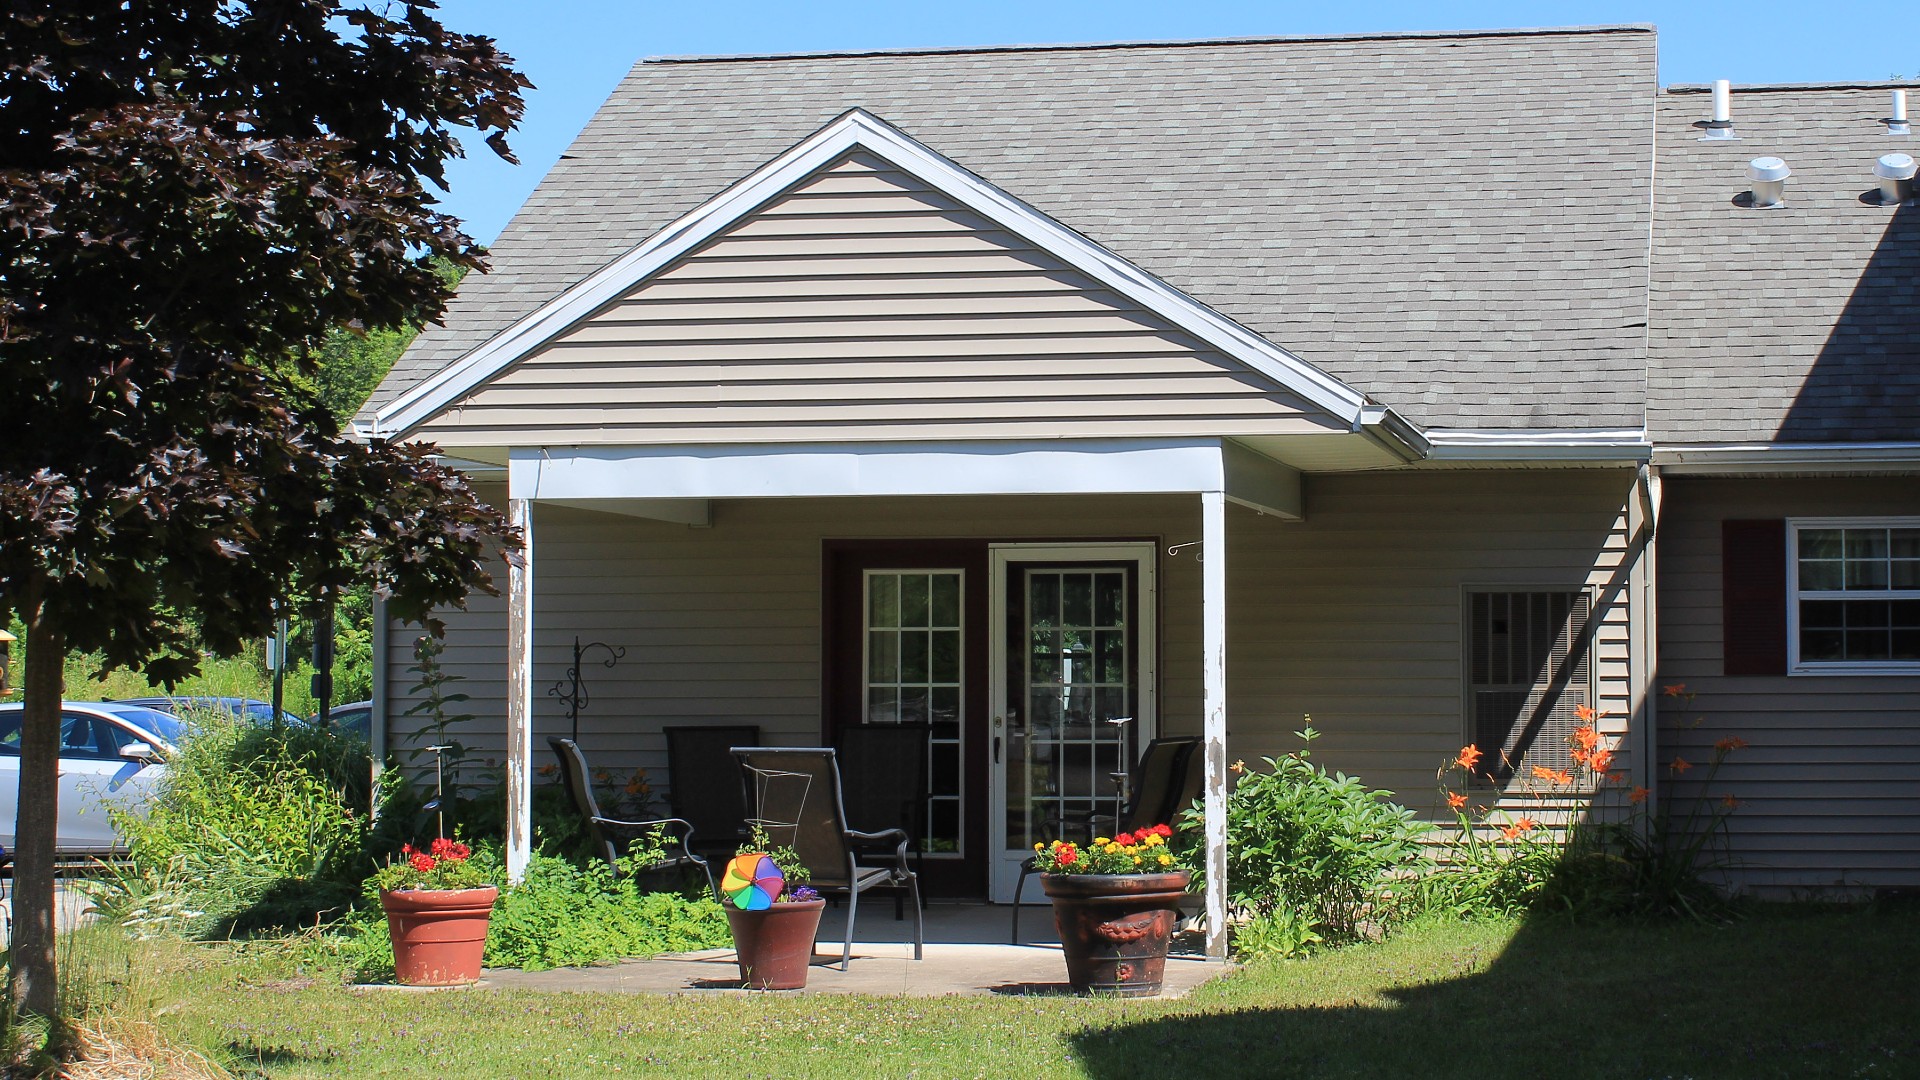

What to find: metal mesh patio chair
left=547, top=736, right=714, bottom=898
left=663, top=724, right=760, bottom=863
left=1010, top=735, right=1202, bottom=943
left=730, top=746, right=923, bottom=971
left=835, top=723, right=930, bottom=916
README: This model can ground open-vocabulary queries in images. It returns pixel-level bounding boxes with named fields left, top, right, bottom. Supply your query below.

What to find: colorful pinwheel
left=720, top=852, right=785, bottom=910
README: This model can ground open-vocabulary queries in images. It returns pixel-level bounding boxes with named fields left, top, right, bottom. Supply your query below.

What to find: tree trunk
left=9, top=597, right=64, bottom=1017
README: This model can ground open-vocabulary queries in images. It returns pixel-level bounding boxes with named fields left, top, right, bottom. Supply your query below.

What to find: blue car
left=115, top=696, right=305, bottom=729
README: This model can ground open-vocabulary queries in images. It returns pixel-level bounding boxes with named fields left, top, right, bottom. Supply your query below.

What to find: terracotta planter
left=380, top=886, right=498, bottom=987
left=1042, top=870, right=1191, bottom=996
left=725, top=899, right=826, bottom=989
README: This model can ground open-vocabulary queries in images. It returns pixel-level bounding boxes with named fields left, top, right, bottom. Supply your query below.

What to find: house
left=358, top=24, right=1919, bottom=951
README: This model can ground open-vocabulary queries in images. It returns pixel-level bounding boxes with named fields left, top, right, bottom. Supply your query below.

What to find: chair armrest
left=844, top=827, right=913, bottom=873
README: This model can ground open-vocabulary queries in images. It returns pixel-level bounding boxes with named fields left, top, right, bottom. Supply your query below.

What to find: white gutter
left=1425, top=429, right=1653, bottom=463
left=1654, top=442, right=1920, bottom=474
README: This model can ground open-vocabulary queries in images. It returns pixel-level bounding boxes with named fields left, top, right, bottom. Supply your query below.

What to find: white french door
left=987, top=543, right=1157, bottom=902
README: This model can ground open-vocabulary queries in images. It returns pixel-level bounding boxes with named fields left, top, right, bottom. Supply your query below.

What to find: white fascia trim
left=506, top=438, right=1228, bottom=502
left=1654, top=442, right=1920, bottom=473
left=1425, top=428, right=1653, bottom=462
left=371, top=108, right=1377, bottom=439
left=1357, top=405, right=1432, bottom=462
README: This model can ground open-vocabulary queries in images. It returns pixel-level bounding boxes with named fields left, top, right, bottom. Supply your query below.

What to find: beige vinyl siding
left=416, top=151, right=1339, bottom=447
left=386, top=471, right=1639, bottom=832
left=1657, top=476, right=1920, bottom=894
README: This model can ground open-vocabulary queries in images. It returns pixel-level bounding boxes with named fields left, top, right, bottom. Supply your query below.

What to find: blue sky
left=435, top=1, right=1914, bottom=244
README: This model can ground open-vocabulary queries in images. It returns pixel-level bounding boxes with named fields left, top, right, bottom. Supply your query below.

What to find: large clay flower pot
left=1042, top=870, right=1191, bottom=996
left=381, top=886, right=498, bottom=987
left=725, top=899, right=826, bottom=989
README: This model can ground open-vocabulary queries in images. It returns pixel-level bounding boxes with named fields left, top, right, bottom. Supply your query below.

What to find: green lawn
left=76, top=906, right=1920, bottom=1079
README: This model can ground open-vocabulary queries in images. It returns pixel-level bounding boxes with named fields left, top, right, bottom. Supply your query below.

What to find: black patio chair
left=547, top=736, right=715, bottom=899
left=1010, top=735, right=1203, bottom=944
left=835, top=722, right=930, bottom=916
left=730, top=746, right=923, bottom=971
left=664, top=724, right=760, bottom=863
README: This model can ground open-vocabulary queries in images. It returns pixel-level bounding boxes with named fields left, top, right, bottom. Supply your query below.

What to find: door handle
left=994, top=735, right=1002, bottom=764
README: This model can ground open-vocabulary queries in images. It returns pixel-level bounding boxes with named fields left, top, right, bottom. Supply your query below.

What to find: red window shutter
left=1722, top=519, right=1787, bottom=676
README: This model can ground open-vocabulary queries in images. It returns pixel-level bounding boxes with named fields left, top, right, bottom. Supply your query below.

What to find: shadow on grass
left=1068, top=907, right=1920, bottom=1080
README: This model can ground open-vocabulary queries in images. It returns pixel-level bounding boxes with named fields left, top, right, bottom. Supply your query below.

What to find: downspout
left=1632, top=464, right=1663, bottom=813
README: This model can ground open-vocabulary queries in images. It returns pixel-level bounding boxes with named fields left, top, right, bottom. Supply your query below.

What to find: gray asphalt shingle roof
left=1649, top=84, right=1920, bottom=445
left=367, top=25, right=1659, bottom=433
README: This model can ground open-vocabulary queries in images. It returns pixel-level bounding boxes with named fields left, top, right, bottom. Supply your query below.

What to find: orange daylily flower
left=1500, top=816, right=1540, bottom=840
left=1628, top=785, right=1651, bottom=804
left=1455, top=745, right=1484, bottom=771
left=1229, top=759, right=1247, bottom=774
left=1571, top=725, right=1599, bottom=751
left=1714, top=737, right=1749, bottom=753
left=1530, top=765, right=1575, bottom=785
left=1574, top=704, right=1597, bottom=724
left=1604, top=771, right=1627, bottom=785
left=1720, top=794, right=1742, bottom=810
left=1669, top=756, right=1693, bottom=775
left=1446, top=791, right=1469, bottom=810
left=1661, top=683, right=1688, bottom=698
left=1588, top=749, right=1614, bottom=773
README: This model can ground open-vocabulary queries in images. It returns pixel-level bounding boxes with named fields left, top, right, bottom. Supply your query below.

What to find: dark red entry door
left=823, top=541, right=989, bottom=897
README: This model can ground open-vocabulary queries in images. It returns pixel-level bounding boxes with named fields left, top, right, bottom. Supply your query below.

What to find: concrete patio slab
left=476, top=902, right=1232, bottom=999
left=479, top=942, right=1228, bottom=999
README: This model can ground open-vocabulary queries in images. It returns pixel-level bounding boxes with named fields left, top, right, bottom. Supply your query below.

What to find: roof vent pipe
left=1888, top=90, right=1911, bottom=136
left=1700, top=79, right=1738, bottom=140
left=1746, top=157, right=1790, bottom=208
left=1875, top=153, right=1916, bottom=205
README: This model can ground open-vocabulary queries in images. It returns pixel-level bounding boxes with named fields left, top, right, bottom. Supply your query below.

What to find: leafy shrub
left=1188, top=722, right=1432, bottom=944
left=1424, top=689, right=1746, bottom=924
left=343, top=849, right=727, bottom=977
left=1232, top=907, right=1323, bottom=960
left=98, top=715, right=372, bottom=936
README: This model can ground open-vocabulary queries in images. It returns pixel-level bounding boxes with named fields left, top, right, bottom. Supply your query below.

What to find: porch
left=477, top=902, right=1230, bottom=998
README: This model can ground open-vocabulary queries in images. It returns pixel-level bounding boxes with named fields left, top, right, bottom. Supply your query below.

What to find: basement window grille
left=1466, top=590, right=1594, bottom=786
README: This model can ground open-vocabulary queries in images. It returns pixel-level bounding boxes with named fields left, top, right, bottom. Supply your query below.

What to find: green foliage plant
left=1185, top=721, right=1432, bottom=945
left=94, top=715, right=373, bottom=937
left=1232, top=906, right=1324, bottom=960
left=1427, top=686, right=1747, bottom=923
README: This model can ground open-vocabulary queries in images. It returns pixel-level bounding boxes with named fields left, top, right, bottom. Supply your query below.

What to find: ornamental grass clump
left=1031, top=824, right=1179, bottom=875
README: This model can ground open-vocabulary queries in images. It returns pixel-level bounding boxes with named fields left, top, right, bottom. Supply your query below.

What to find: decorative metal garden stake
left=548, top=636, right=626, bottom=743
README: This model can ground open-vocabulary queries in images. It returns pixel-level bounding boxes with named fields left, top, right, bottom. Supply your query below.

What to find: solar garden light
left=420, top=743, right=453, bottom=840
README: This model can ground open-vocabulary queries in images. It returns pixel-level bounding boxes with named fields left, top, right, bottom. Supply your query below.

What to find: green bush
left=1188, top=722, right=1431, bottom=944
left=98, top=715, right=374, bottom=936
left=343, top=849, right=728, bottom=977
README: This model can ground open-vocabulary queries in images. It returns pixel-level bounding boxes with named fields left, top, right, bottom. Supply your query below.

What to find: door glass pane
left=864, top=571, right=964, bottom=855
left=1008, top=567, right=1133, bottom=853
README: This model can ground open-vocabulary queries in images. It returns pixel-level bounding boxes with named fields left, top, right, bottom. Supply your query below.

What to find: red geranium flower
left=1056, top=843, right=1078, bottom=868
left=1113, top=831, right=1136, bottom=846
left=1152, top=824, right=1173, bottom=838
left=410, top=853, right=436, bottom=873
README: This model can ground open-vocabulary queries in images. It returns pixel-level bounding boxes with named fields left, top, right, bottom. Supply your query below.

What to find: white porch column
left=1200, top=489, right=1229, bottom=959
left=505, top=497, right=535, bottom=882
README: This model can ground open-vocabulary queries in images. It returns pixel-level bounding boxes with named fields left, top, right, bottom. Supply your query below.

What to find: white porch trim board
left=1200, top=489, right=1229, bottom=960
left=505, top=437, right=1302, bottom=520
left=505, top=498, right=536, bottom=883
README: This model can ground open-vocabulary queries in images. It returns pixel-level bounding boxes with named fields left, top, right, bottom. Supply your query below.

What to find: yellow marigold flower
left=1158, top=853, right=1173, bottom=866
left=1093, top=837, right=1110, bottom=847
left=1034, top=842, right=1045, bottom=852
left=1134, top=856, right=1143, bottom=865
left=1105, top=843, right=1122, bottom=854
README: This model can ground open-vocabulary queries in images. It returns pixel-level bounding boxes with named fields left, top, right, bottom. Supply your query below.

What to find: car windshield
left=108, top=708, right=189, bottom=747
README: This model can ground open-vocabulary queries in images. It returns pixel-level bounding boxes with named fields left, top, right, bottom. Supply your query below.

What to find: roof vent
left=1888, top=90, right=1911, bottom=136
left=1698, top=79, right=1738, bottom=141
left=1875, top=152, right=1916, bottom=205
left=1745, top=157, right=1790, bottom=209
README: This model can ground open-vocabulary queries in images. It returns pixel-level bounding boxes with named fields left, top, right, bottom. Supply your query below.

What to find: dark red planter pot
left=725, top=899, right=827, bottom=990
left=381, top=886, right=498, bottom=987
left=1042, top=870, right=1191, bottom=996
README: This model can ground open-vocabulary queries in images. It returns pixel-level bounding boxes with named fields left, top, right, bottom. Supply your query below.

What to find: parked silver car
left=0, top=702, right=185, bottom=854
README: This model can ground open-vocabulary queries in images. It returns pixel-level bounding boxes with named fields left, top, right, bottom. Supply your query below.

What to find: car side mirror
left=118, top=741, right=158, bottom=763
